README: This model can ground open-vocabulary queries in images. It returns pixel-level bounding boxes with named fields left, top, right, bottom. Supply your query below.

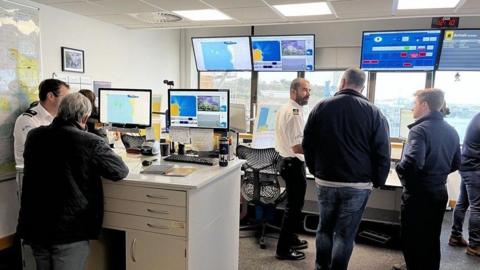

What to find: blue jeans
left=452, top=171, right=480, bottom=247
left=30, top=241, right=90, bottom=270
left=315, top=186, right=371, bottom=270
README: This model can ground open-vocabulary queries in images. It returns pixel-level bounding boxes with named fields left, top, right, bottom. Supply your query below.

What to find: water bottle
left=219, top=137, right=229, bottom=167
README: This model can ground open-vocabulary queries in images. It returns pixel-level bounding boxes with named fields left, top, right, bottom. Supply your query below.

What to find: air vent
left=129, top=12, right=182, bottom=24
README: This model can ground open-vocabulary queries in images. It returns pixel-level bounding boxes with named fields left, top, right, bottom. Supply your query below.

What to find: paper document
left=190, top=129, right=214, bottom=151
left=141, top=164, right=196, bottom=177
left=169, top=127, right=190, bottom=144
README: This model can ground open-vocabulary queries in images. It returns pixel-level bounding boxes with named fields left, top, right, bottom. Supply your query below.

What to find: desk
left=17, top=156, right=244, bottom=270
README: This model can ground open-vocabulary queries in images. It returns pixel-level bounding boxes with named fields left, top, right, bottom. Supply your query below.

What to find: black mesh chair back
left=236, top=145, right=283, bottom=205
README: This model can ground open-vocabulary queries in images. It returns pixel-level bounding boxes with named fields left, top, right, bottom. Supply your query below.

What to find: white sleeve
left=285, top=113, right=304, bottom=147
left=13, top=116, right=35, bottom=165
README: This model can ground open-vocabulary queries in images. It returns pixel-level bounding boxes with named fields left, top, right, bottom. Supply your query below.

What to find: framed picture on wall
left=61, top=47, right=84, bottom=73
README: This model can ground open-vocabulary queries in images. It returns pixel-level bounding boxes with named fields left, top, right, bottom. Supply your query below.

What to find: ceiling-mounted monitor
left=360, top=29, right=442, bottom=71
left=192, top=36, right=252, bottom=71
left=251, top=34, right=315, bottom=72
left=438, top=29, right=480, bottom=71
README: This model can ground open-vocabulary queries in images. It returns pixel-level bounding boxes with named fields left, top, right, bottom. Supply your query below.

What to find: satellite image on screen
left=281, top=40, right=306, bottom=56
left=252, top=41, right=281, bottom=62
left=201, top=42, right=235, bottom=70
left=197, top=96, right=220, bottom=112
left=170, top=95, right=197, bottom=117
left=107, top=94, right=136, bottom=124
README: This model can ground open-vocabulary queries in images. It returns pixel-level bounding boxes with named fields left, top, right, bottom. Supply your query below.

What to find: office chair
left=236, top=145, right=287, bottom=249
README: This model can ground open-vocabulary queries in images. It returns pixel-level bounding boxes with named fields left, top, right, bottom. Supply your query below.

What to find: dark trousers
left=276, top=157, right=307, bottom=254
left=30, top=241, right=90, bottom=270
left=401, top=186, right=448, bottom=270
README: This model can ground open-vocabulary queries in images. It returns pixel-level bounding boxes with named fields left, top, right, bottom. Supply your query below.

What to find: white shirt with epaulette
left=275, top=99, right=305, bottom=161
left=13, top=104, right=54, bottom=165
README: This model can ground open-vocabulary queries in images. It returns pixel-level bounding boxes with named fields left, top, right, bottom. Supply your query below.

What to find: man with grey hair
left=275, top=77, right=310, bottom=260
left=17, top=92, right=129, bottom=270
left=303, top=67, right=390, bottom=270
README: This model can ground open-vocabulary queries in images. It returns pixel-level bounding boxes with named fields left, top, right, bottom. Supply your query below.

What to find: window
left=434, top=71, right=480, bottom=142
left=304, top=70, right=344, bottom=114
left=257, top=72, right=299, bottom=106
left=374, top=72, right=427, bottom=137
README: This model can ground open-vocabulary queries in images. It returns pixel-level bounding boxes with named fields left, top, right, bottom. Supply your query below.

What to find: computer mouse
left=142, top=160, right=152, bottom=166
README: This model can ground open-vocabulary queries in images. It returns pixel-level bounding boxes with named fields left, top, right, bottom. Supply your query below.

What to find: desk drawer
left=104, top=198, right=186, bottom=222
left=104, top=212, right=186, bottom=237
left=103, top=184, right=186, bottom=207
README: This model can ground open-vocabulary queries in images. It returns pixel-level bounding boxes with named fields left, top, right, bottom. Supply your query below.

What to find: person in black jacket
left=303, top=67, right=390, bottom=270
left=17, top=92, right=129, bottom=270
left=395, top=88, right=460, bottom=270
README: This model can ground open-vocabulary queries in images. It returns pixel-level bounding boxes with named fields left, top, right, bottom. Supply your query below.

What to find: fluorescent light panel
left=273, top=2, right=332, bottom=17
left=397, top=0, right=460, bottom=10
left=173, top=9, right=231, bottom=21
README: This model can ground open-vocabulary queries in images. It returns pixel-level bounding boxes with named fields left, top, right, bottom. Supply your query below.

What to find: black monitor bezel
left=360, top=29, right=444, bottom=72
left=191, top=36, right=253, bottom=72
left=98, top=88, right=152, bottom=128
left=168, top=88, right=230, bottom=131
left=437, top=28, right=480, bottom=71
left=250, top=33, right=316, bottom=72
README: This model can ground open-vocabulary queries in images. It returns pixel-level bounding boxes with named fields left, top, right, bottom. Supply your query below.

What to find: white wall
left=24, top=0, right=181, bottom=109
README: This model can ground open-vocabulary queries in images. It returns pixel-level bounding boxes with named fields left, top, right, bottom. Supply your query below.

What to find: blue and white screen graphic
left=99, top=89, right=151, bottom=126
left=251, top=35, right=314, bottom=71
left=361, top=30, right=442, bottom=71
left=438, top=29, right=480, bottom=71
left=192, top=37, right=252, bottom=71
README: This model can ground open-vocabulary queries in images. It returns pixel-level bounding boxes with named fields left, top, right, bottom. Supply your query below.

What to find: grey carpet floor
left=239, top=212, right=480, bottom=270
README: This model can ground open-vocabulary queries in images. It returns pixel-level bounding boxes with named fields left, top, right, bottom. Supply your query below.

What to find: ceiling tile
left=284, top=14, right=336, bottom=22
left=91, top=14, right=145, bottom=25
left=30, top=0, right=85, bottom=4
left=331, top=0, right=392, bottom=18
left=201, top=0, right=266, bottom=9
left=141, top=0, right=209, bottom=11
left=265, top=0, right=334, bottom=5
left=50, top=1, right=114, bottom=16
left=221, top=7, right=283, bottom=21
left=94, top=0, right=159, bottom=13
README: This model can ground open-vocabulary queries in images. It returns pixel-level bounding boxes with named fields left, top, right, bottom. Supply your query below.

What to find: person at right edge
left=303, top=67, right=391, bottom=270
left=394, top=89, right=461, bottom=270
left=449, top=111, right=480, bottom=257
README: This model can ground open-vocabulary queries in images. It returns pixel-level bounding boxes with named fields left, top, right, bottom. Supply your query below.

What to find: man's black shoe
left=290, top=239, right=308, bottom=250
left=275, top=249, right=306, bottom=260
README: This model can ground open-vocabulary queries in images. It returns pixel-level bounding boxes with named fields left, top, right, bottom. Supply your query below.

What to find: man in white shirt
left=274, top=78, right=310, bottom=261
left=14, top=79, right=70, bottom=164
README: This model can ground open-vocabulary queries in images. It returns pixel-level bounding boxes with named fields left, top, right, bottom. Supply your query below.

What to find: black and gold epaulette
left=22, top=109, right=37, bottom=117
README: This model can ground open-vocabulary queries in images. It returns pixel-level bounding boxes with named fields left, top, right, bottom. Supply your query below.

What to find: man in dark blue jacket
left=449, top=112, right=480, bottom=257
left=395, top=89, right=460, bottom=270
left=17, top=92, right=129, bottom=270
left=303, top=67, right=390, bottom=270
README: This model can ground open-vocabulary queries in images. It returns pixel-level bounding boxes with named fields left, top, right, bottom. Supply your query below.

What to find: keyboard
left=163, top=155, right=217, bottom=166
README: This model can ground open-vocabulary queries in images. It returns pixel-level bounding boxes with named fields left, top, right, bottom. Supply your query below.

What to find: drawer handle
left=147, top=223, right=169, bottom=229
left=146, top=194, right=169, bottom=200
left=131, top=238, right=137, bottom=262
left=147, top=208, right=169, bottom=214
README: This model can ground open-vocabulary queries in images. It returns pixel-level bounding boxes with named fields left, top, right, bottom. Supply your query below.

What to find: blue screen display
left=361, top=30, right=442, bottom=71
left=438, top=29, right=480, bottom=71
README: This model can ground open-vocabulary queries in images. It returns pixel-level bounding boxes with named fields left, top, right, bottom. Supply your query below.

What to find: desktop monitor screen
left=360, top=29, right=442, bottom=71
left=99, top=88, right=152, bottom=128
left=438, top=29, right=480, bottom=71
left=168, top=89, right=229, bottom=130
left=251, top=35, right=315, bottom=71
left=192, top=36, right=252, bottom=71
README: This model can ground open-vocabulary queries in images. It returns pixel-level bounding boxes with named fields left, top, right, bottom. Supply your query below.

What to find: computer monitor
left=438, top=29, right=480, bottom=71
left=168, top=89, right=229, bottom=130
left=251, top=34, right=315, bottom=71
left=360, top=29, right=442, bottom=71
left=98, top=88, right=152, bottom=128
left=192, top=36, right=252, bottom=71
left=230, top=103, right=247, bottom=132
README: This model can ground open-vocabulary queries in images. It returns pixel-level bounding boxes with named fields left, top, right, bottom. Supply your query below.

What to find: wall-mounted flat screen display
left=192, top=36, right=252, bottom=71
left=168, top=89, right=229, bottom=130
left=251, top=35, right=315, bottom=71
left=361, top=30, right=442, bottom=71
left=438, top=29, right=480, bottom=71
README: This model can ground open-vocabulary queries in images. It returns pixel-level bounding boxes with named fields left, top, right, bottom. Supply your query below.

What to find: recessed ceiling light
left=172, top=9, right=231, bottom=21
left=397, top=0, right=460, bottom=10
left=273, top=2, right=332, bottom=17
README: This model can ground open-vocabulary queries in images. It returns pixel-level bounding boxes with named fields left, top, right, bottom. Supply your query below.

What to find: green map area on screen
left=0, top=2, right=41, bottom=180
